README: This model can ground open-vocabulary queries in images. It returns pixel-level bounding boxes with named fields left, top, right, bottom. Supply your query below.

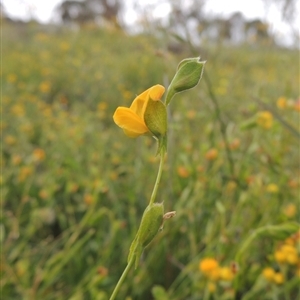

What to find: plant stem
left=109, top=257, right=134, bottom=300
left=149, top=147, right=165, bottom=205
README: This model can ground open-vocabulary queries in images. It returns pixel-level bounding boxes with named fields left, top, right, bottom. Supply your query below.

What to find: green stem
left=109, top=257, right=134, bottom=300
left=149, top=147, right=165, bottom=205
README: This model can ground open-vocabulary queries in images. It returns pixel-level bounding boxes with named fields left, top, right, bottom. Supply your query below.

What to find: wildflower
left=4, top=135, right=17, bottom=146
left=84, top=194, right=94, bottom=205
left=257, top=111, right=273, bottom=129
left=229, top=138, right=240, bottom=150
left=266, top=183, right=279, bottom=194
left=177, top=166, right=190, bottom=178
left=199, top=258, right=220, bottom=280
left=205, top=148, right=218, bottom=161
left=276, top=96, right=287, bottom=109
left=273, top=272, right=284, bottom=285
left=113, top=84, right=166, bottom=138
left=283, top=203, right=297, bottom=218
left=208, top=282, right=216, bottom=293
left=262, top=267, right=275, bottom=281
left=39, top=81, right=51, bottom=93
left=18, top=166, right=33, bottom=182
left=11, top=104, right=25, bottom=117
left=219, top=267, right=234, bottom=281
left=32, top=148, right=46, bottom=162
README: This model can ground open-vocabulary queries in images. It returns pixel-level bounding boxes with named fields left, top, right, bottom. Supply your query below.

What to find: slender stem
left=149, top=147, right=165, bottom=205
left=109, top=257, right=134, bottom=300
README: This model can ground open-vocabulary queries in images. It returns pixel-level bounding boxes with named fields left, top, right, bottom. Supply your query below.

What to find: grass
left=2, top=22, right=300, bottom=300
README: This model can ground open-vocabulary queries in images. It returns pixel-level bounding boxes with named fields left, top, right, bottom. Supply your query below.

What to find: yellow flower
left=32, top=148, right=46, bottom=162
left=219, top=267, right=234, bottom=281
left=266, top=183, right=279, bottom=194
left=199, top=258, right=220, bottom=280
left=205, top=148, right=218, bottom=161
left=277, top=97, right=287, bottom=109
left=283, top=203, right=297, bottom=218
left=262, top=267, right=275, bottom=281
left=257, top=111, right=273, bottom=129
left=113, top=84, right=165, bottom=138
left=273, top=272, right=284, bottom=285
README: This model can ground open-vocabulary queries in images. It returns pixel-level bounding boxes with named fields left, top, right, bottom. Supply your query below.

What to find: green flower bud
left=128, top=203, right=164, bottom=269
left=165, top=57, right=205, bottom=106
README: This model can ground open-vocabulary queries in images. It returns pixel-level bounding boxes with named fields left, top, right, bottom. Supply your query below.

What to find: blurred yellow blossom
left=12, top=155, right=22, bottom=166
left=276, top=96, right=287, bottom=109
left=262, top=268, right=284, bottom=284
left=5, top=135, right=17, bottom=146
left=219, top=267, right=235, bottom=281
left=273, top=272, right=284, bottom=285
left=7, top=74, right=17, bottom=83
left=177, top=166, right=190, bottom=178
left=11, top=104, right=25, bottom=117
left=32, top=148, right=46, bottom=162
left=208, top=282, right=216, bottom=293
left=39, top=81, right=51, bottom=93
left=18, top=166, right=33, bottom=182
left=205, top=148, right=218, bottom=161
left=84, top=193, right=94, bottom=205
left=283, top=203, right=297, bottom=218
left=262, top=267, right=275, bottom=281
left=257, top=111, right=273, bottom=129
left=266, top=183, right=279, bottom=194
left=199, top=258, right=220, bottom=280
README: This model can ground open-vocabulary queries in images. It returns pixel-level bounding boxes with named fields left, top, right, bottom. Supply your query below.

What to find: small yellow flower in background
left=205, top=148, right=218, bottom=161
left=97, top=101, right=108, bottom=111
left=219, top=267, right=235, bottom=281
left=186, top=109, right=196, bottom=120
left=262, top=268, right=284, bottom=285
left=275, top=243, right=298, bottom=265
left=273, top=272, right=284, bottom=285
left=199, top=258, right=220, bottom=280
left=113, top=84, right=165, bottom=138
left=294, top=99, right=300, bottom=112
left=257, top=111, right=273, bottom=129
left=39, top=81, right=51, bottom=93
left=12, top=155, right=22, bottom=166
left=266, top=183, right=279, bottom=194
left=7, top=74, right=17, bottom=83
left=276, top=96, right=287, bottom=109
left=84, top=193, right=94, bottom=205
left=283, top=203, right=297, bottom=218
left=262, top=267, right=275, bottom=281
left=11, top=104, right=25, bottom=117
left=18, top=166, right=33, bottom=182
left=39, top=189, right=49, bottom=200
left=60, top=41, right=70, bottom=51
left=32, top=148, right=46, bottom=162
left=208, top=282, right=216, bottom=293
left=177, top=166, right=190, bottom=178
left=229, top=138, right=240, bottom=150
left=5, top=135, right=17, bottom=146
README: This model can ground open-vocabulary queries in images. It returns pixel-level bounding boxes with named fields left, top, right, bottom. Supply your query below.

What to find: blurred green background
left=2, top=1, right=300, bottom=299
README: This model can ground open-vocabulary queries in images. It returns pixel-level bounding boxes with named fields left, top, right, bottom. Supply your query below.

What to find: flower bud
left=128, top=203, right=164, bottom=269
left=165, top=57, right=205, bottom=105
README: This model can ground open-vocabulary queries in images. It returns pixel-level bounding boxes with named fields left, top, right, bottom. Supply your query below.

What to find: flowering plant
left=110, top=57, right=205, bottom=299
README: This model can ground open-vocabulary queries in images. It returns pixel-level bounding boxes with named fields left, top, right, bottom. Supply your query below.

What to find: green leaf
left=165, top=57, right=205, bottom=106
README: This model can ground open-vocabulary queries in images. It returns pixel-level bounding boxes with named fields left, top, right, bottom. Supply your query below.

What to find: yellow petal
left=149, top=84, right=165, bottom=101
left=113, top=107, right=149, bottom=137
left=130, top=85, right=165, bottom=118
